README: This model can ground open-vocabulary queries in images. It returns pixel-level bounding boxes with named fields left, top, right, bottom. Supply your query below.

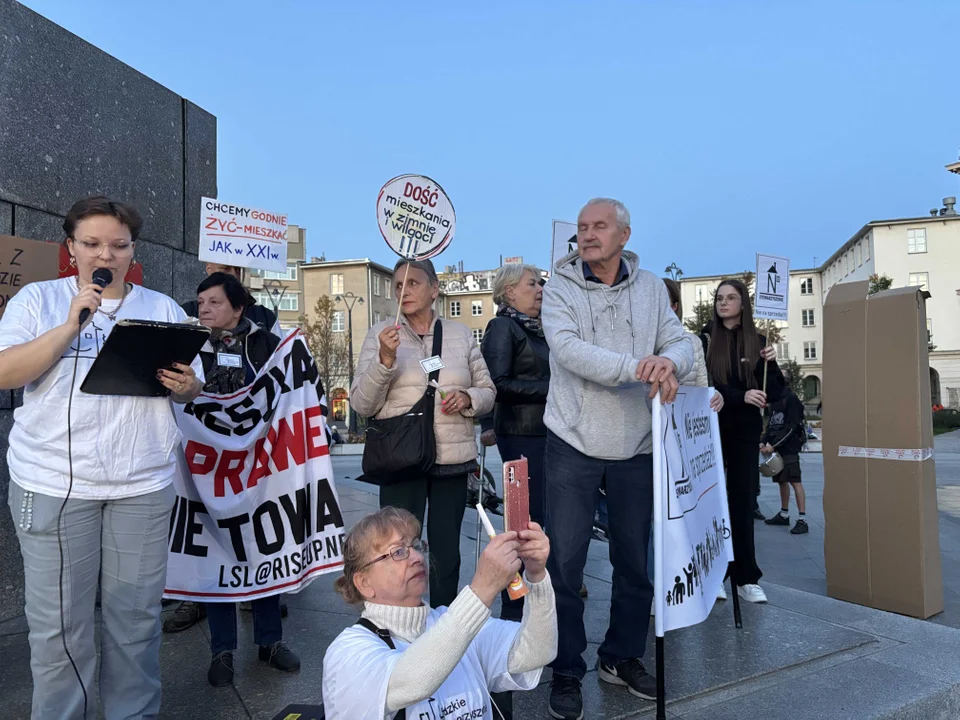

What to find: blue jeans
left=9, top=481, right=174, bottom=720
left=544, top=431, right=654, bottom=679
left=206, top=595, right=282, bottom=654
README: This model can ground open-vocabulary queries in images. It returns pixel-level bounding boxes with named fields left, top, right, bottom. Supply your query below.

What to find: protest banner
left=164, top=331, right=344, bottom=601
left=551, top=220, right=577, bottom=269
left=0, top=235, right=60, bottom=320
left=199, top=197, right=289, bottom=273
left=754, top=253, right=790, bottom=321
left=376, top=174, right=456, bottom=261
left=652, top=387, right=733, bottom=717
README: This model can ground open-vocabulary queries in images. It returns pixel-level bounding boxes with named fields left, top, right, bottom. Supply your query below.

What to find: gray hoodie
left=541, top=249, right=694, bottom=460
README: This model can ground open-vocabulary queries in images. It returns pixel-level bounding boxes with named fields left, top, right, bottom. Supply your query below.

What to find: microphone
left=78, top=268, right=114, bottom=325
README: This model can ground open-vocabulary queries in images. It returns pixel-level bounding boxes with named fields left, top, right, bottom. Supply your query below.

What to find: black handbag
left=360, top=320, right=443, bottom=486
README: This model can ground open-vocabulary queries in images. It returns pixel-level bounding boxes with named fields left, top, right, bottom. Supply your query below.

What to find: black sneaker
left=598, top=658, right=656, bottom=700
left=765, top=513, right=790, bottom=526
left=548, top=675, right=583, bottom=720
left=578, top=583, right=589, bottom=599
left=791, top=519, right=809, bottom=535
left=259, top=641, right=301, bottom=672
left=752, top=508, right=766, bottom=521
left=208, top=651, right=234, bottom=687
left=162, top=601, right=205, bottom=634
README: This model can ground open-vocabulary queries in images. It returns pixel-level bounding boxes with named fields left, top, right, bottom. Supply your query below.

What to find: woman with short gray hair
left=481, top=263, right=550, bottom=630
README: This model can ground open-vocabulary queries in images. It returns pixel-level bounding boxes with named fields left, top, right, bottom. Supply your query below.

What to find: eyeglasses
left=359, top=539, right=428, bottom=571
left=71, top=239, right=135, bottom=258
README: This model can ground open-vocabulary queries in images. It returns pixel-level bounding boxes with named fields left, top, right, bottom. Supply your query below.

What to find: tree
left=868, top=273, right=893, bottom=295
left=781, top=357, right=806, bottom=400
left=684, top=301, right=713, bottom=334
left=300, top=295, right=352, bottom=405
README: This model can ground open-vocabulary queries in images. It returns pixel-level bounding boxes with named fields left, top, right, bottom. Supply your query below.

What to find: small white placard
left=420, top=356, right=444, bottom=374
left=217, top=352, right=243, bottom=368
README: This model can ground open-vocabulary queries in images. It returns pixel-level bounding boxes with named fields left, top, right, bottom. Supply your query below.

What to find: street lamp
left=336, top=291, right=364, bottom=435
left=664, top=262, right=684, bottom=282
left=262, top=278, right=287, bottom=316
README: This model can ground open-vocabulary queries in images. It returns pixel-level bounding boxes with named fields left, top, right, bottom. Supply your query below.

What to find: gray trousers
left=8, top=481, right=175, bottom=720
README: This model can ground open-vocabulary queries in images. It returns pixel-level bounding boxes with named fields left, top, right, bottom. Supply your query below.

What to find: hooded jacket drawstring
left=586, top=281, right=637, bottom=357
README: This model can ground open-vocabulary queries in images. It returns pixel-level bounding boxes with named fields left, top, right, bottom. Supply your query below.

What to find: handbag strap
left=355, top=618, right=406, bottom=720
left=425, top=319, right=444, bottom=396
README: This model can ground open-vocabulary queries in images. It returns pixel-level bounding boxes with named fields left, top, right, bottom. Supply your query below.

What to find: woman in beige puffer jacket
left=351, top=258, right=496, bottom=608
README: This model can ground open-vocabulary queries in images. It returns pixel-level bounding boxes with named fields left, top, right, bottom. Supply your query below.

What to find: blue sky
left=21, top=0, right=960, bottom=276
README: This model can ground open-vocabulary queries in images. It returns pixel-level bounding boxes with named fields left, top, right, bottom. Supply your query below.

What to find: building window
left=907, top=228, right=927, bottom=254
left=800, top=278, right=814, bottom=295
left=472, top=300, right=483, bottom=316
left=927, top=318, right=933, bottom=345
left=332, top=311, right=345, bottom=333
left=373, top=274, right=381, bottom=296
left=777, top=342, right=789, bottom=360
left=908, top=272, right=929, bottom=291
left=385, top=280, right=391, bottom=299
left=252, top=292, right=299, bottom=312
left=472, top=328, right=483, bottom=345
left=450, top=300, right=461, bottom=317
left=855, top=244, right=862, bottom=267
left=803, top=341, right=817, bottom=360
left=864, top=236, right=871, bottom=260
left=695, top=283, right=709, bottom=304
left=374, top=311, right=381, bottom=324
left=331, top=273, right=344, bottom=295
left=262, top=265, right=297, bottom=281
left=802, top=309, right=815, bottom=327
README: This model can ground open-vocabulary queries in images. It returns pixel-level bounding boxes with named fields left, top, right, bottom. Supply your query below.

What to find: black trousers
left=724, top=439, right=763, bottom=586
left=379, top=473, right=468, bottom=609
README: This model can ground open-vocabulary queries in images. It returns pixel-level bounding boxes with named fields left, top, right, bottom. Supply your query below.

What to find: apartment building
left=437, top=265, right=497, bottom=345
left=247, top=224, right=306, bottom=330
left=300, top=258, right=398, bottom=424
left=679, top=186, right=960, bottom=407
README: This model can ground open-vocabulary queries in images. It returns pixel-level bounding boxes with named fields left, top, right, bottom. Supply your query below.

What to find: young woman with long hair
left=702, top=279, right=783, bottom=604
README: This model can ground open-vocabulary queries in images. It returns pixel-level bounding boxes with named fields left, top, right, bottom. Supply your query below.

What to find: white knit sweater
left=361, top=572, right=558, bottom=712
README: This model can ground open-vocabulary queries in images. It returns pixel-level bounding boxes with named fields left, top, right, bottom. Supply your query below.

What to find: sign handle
left=655, top=635, right=666, bottom=720
left=730, top=570, right=743, bottom=629
left=394, top=261, right=411, bottom=326
left=761, top=319, right=772, bottom=396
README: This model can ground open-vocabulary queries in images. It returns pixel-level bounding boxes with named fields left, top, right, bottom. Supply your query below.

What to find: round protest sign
left=376, top=174, right=456, bottom=260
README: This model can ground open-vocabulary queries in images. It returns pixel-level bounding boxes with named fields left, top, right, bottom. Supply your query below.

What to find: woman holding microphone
left=0, top=196, right=203, bottom=719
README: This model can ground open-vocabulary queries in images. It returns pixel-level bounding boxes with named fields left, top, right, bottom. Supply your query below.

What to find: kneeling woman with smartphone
left=323, top=507, right=557, bottom=720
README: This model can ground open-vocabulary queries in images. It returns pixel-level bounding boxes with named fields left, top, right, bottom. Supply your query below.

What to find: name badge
left=419, top=356, right=444, bottom=374
left=217, top=352, right=242, bottom=368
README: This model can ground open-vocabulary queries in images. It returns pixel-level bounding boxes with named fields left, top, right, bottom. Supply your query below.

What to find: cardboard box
left=0, top=235, right=61, bottom=320
left=822, top=281, right=942, bottom=618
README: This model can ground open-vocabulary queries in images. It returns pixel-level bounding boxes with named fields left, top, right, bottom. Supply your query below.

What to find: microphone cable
left=56, top=323, right=89, bottom=718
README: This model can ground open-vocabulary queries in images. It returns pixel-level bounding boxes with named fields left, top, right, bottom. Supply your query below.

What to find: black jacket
left=199, top=324, right=281, bottom=392
left=480, top=315, right=550, bottom=436
left=763, top=389, right=806, bottom=456
left=702, top=326, right=784, bottom=443
left=182, top=299, right=279, bottom=336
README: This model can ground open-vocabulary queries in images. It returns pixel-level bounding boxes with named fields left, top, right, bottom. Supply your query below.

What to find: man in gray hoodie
left=541, top=198, right=694, bottom=720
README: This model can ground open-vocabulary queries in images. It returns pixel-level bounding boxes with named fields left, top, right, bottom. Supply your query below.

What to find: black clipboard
left=80, top=319, right=211, bottom=397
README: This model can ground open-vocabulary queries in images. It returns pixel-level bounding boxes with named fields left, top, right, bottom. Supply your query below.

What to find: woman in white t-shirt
left=0, top=196, right=203, bottom=720
left=322, top=507, right=558, bottom=720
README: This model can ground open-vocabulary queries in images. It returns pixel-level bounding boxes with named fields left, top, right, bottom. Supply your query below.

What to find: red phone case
left=503, top=457, right=530, bottom=535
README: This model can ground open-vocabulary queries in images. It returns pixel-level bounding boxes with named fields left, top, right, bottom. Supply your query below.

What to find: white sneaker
left=717, top=584, right=727, bottom=601
left=737, top=584, right=768, bottom=603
